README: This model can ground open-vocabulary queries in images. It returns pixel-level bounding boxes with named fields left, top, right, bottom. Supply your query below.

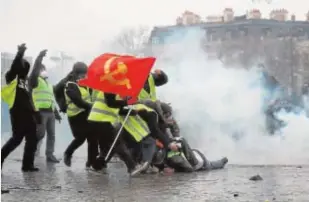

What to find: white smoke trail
left=153, top=28, right=309, bottom=165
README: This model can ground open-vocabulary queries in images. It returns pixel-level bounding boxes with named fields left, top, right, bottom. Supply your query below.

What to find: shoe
left=85, top=161, right=96, bottom=171
left=46, top=155, right=60, bottom=163
left=94, top=156, right=107, bottom=170
left=145, top=166, right=159, bottom=174
left=64, top=154, right=72, bottom=167
left=85, top=161, right=91, bottom=169
left=22, top=166, right=39, bottom=172
left=130, top=162, right=150, bottom=177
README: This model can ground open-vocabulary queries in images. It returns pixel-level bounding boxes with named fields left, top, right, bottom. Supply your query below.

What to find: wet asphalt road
left=1, top=157, right=309, bottom=202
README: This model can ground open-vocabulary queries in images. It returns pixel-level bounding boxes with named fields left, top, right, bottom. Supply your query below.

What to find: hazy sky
left=0, top=0, right=308, bottom=55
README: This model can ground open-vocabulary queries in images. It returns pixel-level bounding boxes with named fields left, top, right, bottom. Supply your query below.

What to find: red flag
left=79, top=53, right=155, bottom=98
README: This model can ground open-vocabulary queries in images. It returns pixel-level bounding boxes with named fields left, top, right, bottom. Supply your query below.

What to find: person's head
left=19, top=59, right=30, bottom=79
left=72, top=62, right=87, bottom=81
left=39, top=64, right=49, bottom=79
left=161, top=102, right=173, bottom=118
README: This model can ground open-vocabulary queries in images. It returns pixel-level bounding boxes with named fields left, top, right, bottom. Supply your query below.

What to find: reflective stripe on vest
left=32, top=77, right=54, bottom=110
left=88, top=93, right=120, bottom=124
left=91, top=90, right=100, bottom=102
left=138, top=75, right=156, bottom=101
left=88, top=92, right=150, bottom=142
left=119, top=114, right=150, bottom=142
left=65, top=82, right=91, bottom=117
left=167, top=151, right=185, bottom=159
left=1, top=79, right=18, bottom=109
left=134, top=103, right=154, bottom=112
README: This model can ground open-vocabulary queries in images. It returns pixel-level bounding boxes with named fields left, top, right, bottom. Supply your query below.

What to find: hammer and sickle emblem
left=100, top=56, right=132, bottom=89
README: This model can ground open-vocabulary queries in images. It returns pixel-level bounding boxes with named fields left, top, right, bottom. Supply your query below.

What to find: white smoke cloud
left=152, top=28, right=309, bottom=165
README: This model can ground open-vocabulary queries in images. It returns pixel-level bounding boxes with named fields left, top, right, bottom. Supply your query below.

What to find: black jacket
left=65, top=82, right=92, bottom=112
left=104, top=93, right=138, bottom=116
left=5, top=51, right=37, bottom=133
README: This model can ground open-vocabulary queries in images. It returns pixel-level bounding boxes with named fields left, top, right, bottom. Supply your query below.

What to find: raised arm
left=5, top=43, right=27, bottom=84
left=29, top=50, right=47, bottom=89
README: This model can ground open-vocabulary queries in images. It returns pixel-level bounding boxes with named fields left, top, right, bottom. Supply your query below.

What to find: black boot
left=22, top=166, right=39, bottom=172
left=64, top=153, right=72, bottom=167
left=22, top=147, right=39, bottom=172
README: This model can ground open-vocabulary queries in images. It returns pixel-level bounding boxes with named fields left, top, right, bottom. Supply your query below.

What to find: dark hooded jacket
left=5, top=51, right=38, bottom=133
left=65, top=62, right=92, bottom=113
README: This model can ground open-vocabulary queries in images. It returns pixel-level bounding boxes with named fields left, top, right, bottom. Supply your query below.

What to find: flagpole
left=104, top=107, right=133, bottom=161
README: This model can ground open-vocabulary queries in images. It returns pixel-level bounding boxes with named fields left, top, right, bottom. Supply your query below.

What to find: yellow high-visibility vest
left=32, top=77, right=54, bottom=110
left=88, top=92, right=150, bottom=142
left=64, top=81, right=91, bottom=117
left=138, top=74, right=156, bottom=101
left=1, top=79, right=18, bottom=109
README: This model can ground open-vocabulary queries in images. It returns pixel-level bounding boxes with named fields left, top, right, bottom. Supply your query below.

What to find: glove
left=54, top=110, right=62, bottom=123
left=126, top=97, right=138, bottom=105
left=39, top=49, right=47, bottom=57
left=17, top=43, right=27, bottom=54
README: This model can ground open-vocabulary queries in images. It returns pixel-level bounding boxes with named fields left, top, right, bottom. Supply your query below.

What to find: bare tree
left=112, top=26, right=151, bottom=55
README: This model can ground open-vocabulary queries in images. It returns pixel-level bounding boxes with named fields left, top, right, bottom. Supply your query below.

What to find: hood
left=72, top=62, right=88, bottom=81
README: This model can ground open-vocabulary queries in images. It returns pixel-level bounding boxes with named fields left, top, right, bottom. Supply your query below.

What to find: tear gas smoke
left=152, top=28, right=309, bottom=165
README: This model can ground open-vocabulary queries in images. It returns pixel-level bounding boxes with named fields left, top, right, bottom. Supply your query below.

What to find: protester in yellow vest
left=29, top=50, right=61, bottom=163
left=138, top=69, right=167, bottom=101
left=138, top=69, right=170, bottom=126
left=63, top=62, right=99, bottom=170
left=1, top=43, right=40, bottom=172
left=88, top=91, right=154, bottom=176
left=137, top=69, right=176, bottom=149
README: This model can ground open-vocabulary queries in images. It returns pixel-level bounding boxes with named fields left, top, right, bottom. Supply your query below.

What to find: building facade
left=147, top=8, right=309, bottom=95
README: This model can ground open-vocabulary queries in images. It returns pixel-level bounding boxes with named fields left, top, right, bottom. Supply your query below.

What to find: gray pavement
left=1, top=157, right=309, bottom=202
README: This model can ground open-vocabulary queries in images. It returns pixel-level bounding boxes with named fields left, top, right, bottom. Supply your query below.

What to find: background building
left=176, top=10, right=202, bottom=25
left=148, top=8, right=309, bottom=96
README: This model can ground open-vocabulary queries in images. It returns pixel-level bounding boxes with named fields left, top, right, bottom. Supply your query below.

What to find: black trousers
left=91, top=122, right=136, bottom=172
left=65, top=111, right=98, bottom=166
left=138, top=110, right=170, bottom=149
left=1, top=121, right=37, bottom=168
left=121, top=129, right=156, bottom=164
